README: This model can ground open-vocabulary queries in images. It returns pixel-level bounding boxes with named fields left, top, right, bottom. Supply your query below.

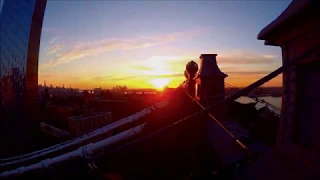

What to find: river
left=236, top=96, right=282, bottom=114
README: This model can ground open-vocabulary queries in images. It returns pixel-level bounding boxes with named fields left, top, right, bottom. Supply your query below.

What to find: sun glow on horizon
left=150, top=78, right=169, bottom=90
left=140, top=56, right=176, bottom=89
left=38, top=53, right=283, bottom=90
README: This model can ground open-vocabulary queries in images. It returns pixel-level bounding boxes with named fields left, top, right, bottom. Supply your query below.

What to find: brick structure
left=258, top=0, right=320, bottom=150
left=196, top=54, right=228, bottom=114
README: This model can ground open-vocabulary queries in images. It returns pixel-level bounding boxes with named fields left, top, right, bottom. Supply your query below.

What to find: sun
left=151, top=78, right=169, bottom=90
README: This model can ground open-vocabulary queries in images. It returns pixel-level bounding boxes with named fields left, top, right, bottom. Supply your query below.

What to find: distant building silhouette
left=113, top=85, right=128, bottom=91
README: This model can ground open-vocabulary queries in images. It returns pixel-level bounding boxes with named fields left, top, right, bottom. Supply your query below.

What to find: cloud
left=91, top=76, right=112, bottom=81
left=91, top=76, right=139, bottom=81
left=49, top=36, right=59, bottom=44
left=91, top=73, right=184, bottom=82
left=150, top=74, right=183, bottom=78
left=42, top=28, right=64, bottom=34
left=39, top=74, right=54, bottom=78
left=262, top=54, right=276, bottom=59
left=217, top=51, right=278, bottom=65
left=225, top=71, right=271, bottom=76
left=129, top=51, right=279, bottom=73
left=126, top=51, right=279, bottom=80
left=108, top=76, right=140, bottom=81
left=40, top=31, right=198, bottom=69
left=90, top=71, right=271, bottom=83
left=46, top=43, right=64, bottom=55
left=130, top=65, right=154, bottom=71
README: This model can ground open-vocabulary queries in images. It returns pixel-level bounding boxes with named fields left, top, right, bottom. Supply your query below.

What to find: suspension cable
left=184, top=91, right=248, bottom=151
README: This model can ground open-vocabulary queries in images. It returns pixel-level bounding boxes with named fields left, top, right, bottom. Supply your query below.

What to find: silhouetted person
left=185, top=61, right=199, bottom=97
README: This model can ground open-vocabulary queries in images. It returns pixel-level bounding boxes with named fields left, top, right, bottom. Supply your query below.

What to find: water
left=236, top=96, right=282, bottom=114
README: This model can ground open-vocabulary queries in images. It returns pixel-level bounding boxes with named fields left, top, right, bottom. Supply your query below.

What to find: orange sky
left=39, top=54, right=283, bottom=89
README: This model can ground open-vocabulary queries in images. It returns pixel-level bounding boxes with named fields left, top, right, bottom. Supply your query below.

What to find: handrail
left=0, top=100, right=169, bottom=168
left=0, top=124, right=146, bottom=178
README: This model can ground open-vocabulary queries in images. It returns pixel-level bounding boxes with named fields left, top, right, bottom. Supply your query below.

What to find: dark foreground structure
left=0, top=0, right=47, bottom=157
left=0, top=0, right=320, bottom=179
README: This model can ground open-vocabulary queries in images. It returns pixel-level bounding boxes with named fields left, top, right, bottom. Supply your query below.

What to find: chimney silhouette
left=196, top=54, right=228, bottom=107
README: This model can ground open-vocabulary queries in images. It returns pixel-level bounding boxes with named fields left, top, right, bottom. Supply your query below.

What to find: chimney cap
left=200, top=54, right=217, bottom=58
left=198, top=53, right=227, bottom=78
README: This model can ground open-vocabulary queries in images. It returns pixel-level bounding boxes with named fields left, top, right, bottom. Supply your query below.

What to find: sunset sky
left=38, top=0, right=291, bottom=89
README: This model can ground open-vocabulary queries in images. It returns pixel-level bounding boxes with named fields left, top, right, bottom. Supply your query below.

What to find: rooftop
left=258, top=0, right=315, bottom=40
